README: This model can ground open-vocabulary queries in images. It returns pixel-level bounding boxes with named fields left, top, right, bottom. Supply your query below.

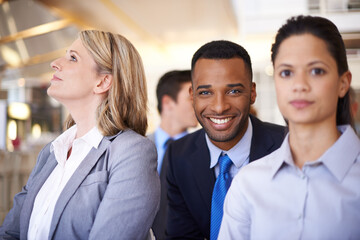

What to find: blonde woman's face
left=48, top=38, right=101, bottom=106
left=273, top=34, right=345, bottom=127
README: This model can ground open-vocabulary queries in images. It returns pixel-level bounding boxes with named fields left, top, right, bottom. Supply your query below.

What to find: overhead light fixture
left=0, top=45, right=21, bottom=67
left=8, top=102, right=31, bottom=120
left=7, top=119, right=17, bottom=141
left=32, top=123, right=42, bottom=139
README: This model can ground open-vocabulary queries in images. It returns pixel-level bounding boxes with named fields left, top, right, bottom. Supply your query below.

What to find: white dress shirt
left=218, top=125, right=360, bottom=240
left=28, top=125, right=103, bottom=240
left=206, top=118, right=252, bottom=178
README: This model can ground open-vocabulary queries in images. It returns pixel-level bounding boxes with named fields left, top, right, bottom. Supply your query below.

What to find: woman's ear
left=338, top=71, right=352, bottom=98
left=94, top=74, right=113, bottom=94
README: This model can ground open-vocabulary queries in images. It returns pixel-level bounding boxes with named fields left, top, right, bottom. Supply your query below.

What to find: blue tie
left=210, top=154, right=233, bottom=240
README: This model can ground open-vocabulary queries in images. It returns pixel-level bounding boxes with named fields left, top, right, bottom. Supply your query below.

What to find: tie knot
left=218, top=154, right=232, bottom=174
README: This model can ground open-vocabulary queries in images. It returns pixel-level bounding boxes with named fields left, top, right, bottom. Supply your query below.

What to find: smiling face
left=191, top=58, right=256, bottom=150
left=47, top=38, right=102, bottom=107
left=273, top=33, right=350, bottom=128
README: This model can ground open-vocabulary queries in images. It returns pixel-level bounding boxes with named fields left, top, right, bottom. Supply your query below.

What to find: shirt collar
left=320, top=125, right=360, bottom=181
left=50, top=125, right=77, bottom=154
left=155, top=127, right=187, bottom=149
left=207, top=117, right=253, bottom=169
left=270, top=133, right=292, bottom=178
left=271, top=125, right=360, bottom=182
left=82, top=126, right=104, bottom=149
left=50, top=125, right=104, bottom=155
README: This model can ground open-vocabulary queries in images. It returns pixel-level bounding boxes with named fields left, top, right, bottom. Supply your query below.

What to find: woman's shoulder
left=111, top=129, right=155, bottom=147
left=235, top=148, right=282, bottom=183
left=106, top=129, right=157, bottom=162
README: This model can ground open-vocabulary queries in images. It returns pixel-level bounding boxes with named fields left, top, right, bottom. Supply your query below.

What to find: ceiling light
left=8, top=102, right=31, bottom=120
left=0, top=45, right=21, bottom=67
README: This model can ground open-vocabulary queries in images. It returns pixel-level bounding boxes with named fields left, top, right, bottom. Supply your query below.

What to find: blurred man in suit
left=165, top=40, right=286, bottom=239
left=148, top=70, right=198, bottom=239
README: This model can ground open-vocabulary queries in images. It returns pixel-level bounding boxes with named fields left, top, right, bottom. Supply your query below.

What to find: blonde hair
left=64, top=30, right=148, bottom=136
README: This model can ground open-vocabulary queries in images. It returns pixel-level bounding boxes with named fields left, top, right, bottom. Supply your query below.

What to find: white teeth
left=210, top=117, right=232, bottom=124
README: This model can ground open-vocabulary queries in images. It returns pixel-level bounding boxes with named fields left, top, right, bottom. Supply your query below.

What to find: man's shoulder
left=170, top=128, right=206, bottom=154
left=250, top=115, right=286, bottom=136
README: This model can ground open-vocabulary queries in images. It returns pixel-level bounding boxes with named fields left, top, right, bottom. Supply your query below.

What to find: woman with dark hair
left=219, top=15, right=360, bottom=239
left=0, top=30, right=160, bottom=240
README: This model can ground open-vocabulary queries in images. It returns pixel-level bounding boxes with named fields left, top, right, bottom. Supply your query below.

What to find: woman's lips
left=290, top=100, right=313, bottom=109
left=51, top=75, right=62, bottom=81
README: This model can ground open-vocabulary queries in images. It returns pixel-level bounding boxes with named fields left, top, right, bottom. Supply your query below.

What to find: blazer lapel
left=188, top=130, right=215, bottom=213
left=20, top=151, right=57, bottom=240
left=249, top=116, right=276, bottom=161
left=48, top=135, right=113, bottom=238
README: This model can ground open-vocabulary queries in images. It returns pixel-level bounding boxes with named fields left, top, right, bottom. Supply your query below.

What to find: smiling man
left=165, top=40, right=286, bottom=239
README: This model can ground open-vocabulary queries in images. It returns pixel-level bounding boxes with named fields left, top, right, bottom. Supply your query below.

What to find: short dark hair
left=156, top=70, right=191, bottom=113
left=191, top=40, right=253, bottom=80
left=271, top=15, right=352, bottom=126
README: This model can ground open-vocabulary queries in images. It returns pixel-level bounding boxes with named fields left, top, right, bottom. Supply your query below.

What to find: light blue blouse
left=219, top=125, right=360, bottom=240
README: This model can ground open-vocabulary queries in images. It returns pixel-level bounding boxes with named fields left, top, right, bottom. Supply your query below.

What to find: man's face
left=190, top=58, right=256, bottom=150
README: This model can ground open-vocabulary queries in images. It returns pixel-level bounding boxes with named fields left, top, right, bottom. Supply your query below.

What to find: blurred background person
left=148, top=70, right=198, bottom=240
left=0, top=30, right=160, bottom=240
left=219, top=15, right=360, bottom=240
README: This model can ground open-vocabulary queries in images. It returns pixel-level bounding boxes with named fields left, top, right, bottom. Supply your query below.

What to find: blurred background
left=0, top=0, right=360, bottom=223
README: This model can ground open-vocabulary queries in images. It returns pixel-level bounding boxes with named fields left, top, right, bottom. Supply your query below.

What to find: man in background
left=148, top=70, right=198, bottom=239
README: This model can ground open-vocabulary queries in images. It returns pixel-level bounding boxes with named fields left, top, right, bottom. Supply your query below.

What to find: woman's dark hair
left=271, top=15, right=352, bottom=126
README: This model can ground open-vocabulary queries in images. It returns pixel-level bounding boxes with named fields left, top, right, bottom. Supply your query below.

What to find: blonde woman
left=0, top=30, right=160, bottom=240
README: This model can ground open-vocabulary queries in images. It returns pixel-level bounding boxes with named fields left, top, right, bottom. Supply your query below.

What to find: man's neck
left=160, top=120, right=186, bottom=137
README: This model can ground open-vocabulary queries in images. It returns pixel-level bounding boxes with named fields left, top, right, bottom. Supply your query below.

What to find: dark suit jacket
left=165, top=115, right=286, bottom=239
left=152, top=148, right=169, bottom=240
left=148, top=132, right=171, bottom=240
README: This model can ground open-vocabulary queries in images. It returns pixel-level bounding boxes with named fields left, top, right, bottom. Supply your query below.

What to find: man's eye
left=198, top=91, right=210, bottom=95
left=228, top=89, right=240, bottom=94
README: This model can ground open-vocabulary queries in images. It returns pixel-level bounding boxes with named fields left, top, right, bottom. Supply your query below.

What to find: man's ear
left=189, top=85, right=194, bottom=103
left=338, top=71, right=352, bottom=98
left=250, top=82, right=257, bottom=104
left=94, top=74, right=112, bottom=94
left=162, top=95, right=175, bottom=112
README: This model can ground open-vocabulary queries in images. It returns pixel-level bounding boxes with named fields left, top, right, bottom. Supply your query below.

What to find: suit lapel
left=249, top=116, right=276, bottom=161
left=188, top=130, right=215, bottom=213
left=20, top=151, right=57, bottom=240
left=48, top=136, right=113, bottom=238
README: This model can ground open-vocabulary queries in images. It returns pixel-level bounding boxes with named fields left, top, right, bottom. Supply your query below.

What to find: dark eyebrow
left=196, top=85, right=211, bottom=90
left=308, top=60, right=330, bottom=69
left=227, top=83, right=244, bottom=88
left=276, top=63, right=292, bottom=68
left=196, top=83, right=245, bottom=90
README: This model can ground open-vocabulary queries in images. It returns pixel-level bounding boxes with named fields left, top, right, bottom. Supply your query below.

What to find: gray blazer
left=0, top=129, right=160, bottom=240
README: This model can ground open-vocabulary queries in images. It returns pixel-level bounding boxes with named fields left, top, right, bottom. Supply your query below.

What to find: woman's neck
left=65, top=99, right=99, bottom=139
left=288, top=121, right=340, bottom=169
